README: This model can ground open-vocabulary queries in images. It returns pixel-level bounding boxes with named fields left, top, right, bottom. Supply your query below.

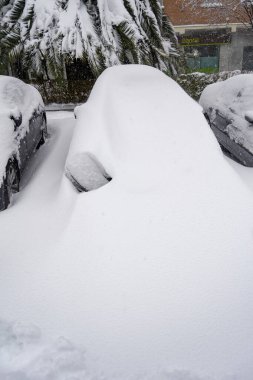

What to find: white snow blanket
left=0, top=75, right=44, bottom=185
left=0, top=66, right=253, bottom=380
left=200, top=74, right=253, bottom=153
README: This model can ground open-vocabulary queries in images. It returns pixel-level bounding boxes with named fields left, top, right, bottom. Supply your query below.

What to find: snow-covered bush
left=177, top=70, right=253, bottom=100
left=0, top=0, right=178, bottom=79
left=31, top=79, right=95, bottom=104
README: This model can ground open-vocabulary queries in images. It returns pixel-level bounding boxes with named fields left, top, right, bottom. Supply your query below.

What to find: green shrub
left=176, top=70, right=251, bottom=101
left=29, top=70, right=253, bottom=105
left=29, top=79, right=96, bottom=105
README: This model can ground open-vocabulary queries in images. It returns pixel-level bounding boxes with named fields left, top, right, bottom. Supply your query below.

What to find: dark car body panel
left=26, top=111, right=43, bottom=154
left=16, top=109, right=46, bottom=172
left=0, top=108, right=46, bottom=210
left=205, top=111, right=253, bottom=167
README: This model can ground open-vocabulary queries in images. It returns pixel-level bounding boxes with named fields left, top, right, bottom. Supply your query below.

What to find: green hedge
left=29, top=71, right=253, bottom=105
left=176, top=70, right=250, bottom=101
left=30, top=79, right=95, bottom=105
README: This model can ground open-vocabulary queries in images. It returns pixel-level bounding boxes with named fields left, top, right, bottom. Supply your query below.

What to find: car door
left=14, top=120, right=28, bottom=172
left=33, top=111, right=44, bottom=147
left=26, top=110, right=40, bottom=155
left=213, top=111, right=230, bottom=132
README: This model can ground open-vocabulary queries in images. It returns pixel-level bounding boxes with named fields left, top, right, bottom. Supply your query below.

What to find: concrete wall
left=220, top=28, right=253, bottom=71
left=174, top=25, right=253, bottom=73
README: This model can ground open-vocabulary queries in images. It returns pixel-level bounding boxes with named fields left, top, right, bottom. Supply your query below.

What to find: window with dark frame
left=242, top=46, right=253, bottom=71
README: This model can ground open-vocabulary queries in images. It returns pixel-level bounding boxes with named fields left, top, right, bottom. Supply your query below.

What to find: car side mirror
left=10, top=112, right=22, bottom=130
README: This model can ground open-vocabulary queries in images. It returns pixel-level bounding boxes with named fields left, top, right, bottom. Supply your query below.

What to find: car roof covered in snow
left=0, top=75, right=44, bottom=122
left=0, top=76, right=44, bottom=185
left=66, top=64, right=220, bottom=191
left=200, top=74, right=253, bottom=117
left=200, top=74, right=253, bottom=154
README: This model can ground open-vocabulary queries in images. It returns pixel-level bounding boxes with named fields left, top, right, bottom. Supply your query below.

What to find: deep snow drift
left=0, top=66, right=253, bottom=380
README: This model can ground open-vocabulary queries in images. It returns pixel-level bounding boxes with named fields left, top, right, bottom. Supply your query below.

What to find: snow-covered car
left=200, top=74, right=253, bottom=166
left=60, top=66, right=253, bottom=379
left=0, top=76, right=47, bottom=211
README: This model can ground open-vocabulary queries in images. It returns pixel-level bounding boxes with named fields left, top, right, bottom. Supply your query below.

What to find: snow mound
left=0, top=319, right=91, bottom=380
left=59, top=66, right=253, bottom=379
left=66, top=64, right=222, bottom=191
left=0, top=319, right=210, bottom=380
left=1, top=67, right=253, bottom=380
left=199, top=74, right=253, bottom=153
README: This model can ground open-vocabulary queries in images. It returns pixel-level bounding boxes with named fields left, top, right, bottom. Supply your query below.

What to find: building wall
left=181, top=28, right=253, bottom=72
left=163, top=0, right=253, bottom=72
left=163, top=0, right=243, bottom=26
left=221, top=28, right=253, bottom=71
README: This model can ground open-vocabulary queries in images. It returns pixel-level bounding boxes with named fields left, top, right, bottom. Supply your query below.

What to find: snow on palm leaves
left=0, top=0, right=177, bottom=77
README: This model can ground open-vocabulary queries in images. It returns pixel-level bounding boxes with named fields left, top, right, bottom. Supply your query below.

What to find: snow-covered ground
left=0, top=89, right=253, bottom=379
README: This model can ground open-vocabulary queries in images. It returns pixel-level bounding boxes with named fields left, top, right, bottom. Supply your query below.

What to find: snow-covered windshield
left=200, top=74, right=253, bottom=119
left=0, top=76, right=44, bottom=126
left=200, top=74, right=253, bottom=153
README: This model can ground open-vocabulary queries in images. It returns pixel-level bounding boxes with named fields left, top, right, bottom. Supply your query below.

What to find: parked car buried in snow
left=65, top=64, right=224, bottom=194
left=0, top=76, right=47, bottom=211
left=200, top=74, right=253, bottom=166
left=61, top=66, right=253, bottom=380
